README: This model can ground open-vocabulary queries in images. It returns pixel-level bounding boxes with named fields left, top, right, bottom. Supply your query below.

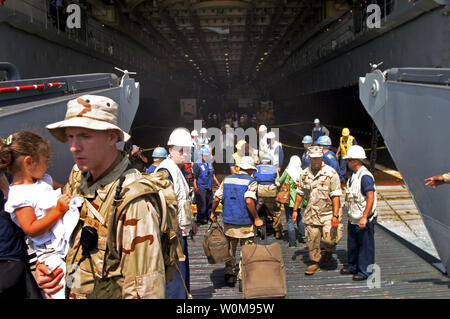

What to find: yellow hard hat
left=342, top=128, right=350, bottom=136
left=236, top=139, right=247, bottom=150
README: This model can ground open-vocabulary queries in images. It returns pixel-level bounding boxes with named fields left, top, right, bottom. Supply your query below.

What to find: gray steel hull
left=360, top=68, right=450, bottom=274
left=0, top=73, right=139, bottom=182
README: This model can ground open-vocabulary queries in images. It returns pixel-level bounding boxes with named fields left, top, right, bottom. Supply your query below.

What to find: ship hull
left=0, top=73, right=139, bottom=182
left=360, top=68, right=450, bottom=274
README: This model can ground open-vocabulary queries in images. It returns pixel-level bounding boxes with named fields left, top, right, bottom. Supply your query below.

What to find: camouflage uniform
left=64, top=154, right=165, bottom=299
left=443, top=172, right=450, bottom=184
left=214, top=171, right=257, bottom=277
left=296, top=163, right=343, bottom=264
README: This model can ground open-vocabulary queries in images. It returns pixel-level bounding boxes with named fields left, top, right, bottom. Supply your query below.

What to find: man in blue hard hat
left=193, top=146, right=220, bottom=225
left=301, top=135, right=313, bottom=170
left=147, top=147, right=168, bottom=173
left=317, top=136, right=344, bottom=183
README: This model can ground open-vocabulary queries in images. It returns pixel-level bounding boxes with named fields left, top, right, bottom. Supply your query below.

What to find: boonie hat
left=46, top=95, right=130, bottom=142
left=237, top=156, right=257, bottom=170
left=308, top=146, right=324, bottom=158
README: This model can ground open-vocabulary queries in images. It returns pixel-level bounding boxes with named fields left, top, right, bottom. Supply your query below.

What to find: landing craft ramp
left=189, top=209, right=450, bottom=299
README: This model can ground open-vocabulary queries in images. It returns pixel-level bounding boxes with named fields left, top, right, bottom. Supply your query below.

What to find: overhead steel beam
left=191, top=1, right=252, bottom=11
left=238, top=1, right=256, bottom=82
left=128, top=3, right=181, bottom=63
left=156, top=5, right=210, bottom=76
left=248, top=1, right=286, bottom=80
left=263, top=2, right=312, bottom=73
left=188, top=8, right=219, bottom=81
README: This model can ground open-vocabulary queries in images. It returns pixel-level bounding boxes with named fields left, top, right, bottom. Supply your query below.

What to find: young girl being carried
left=1, top=131, right=82, bottom=299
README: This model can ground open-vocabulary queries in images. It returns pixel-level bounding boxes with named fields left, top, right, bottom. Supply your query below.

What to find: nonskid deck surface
left=188, top=205, right=450, bottom=299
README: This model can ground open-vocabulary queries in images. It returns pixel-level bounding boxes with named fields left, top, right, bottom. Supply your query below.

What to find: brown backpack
left=202, top=221, right=232, bottom=264
left=241, top=242, right=287, bottom=299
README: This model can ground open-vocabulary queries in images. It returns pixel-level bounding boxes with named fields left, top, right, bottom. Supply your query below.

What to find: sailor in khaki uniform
left=292, top=146, right=343, bottom=275
left=35, top=95, right=165, bottom=298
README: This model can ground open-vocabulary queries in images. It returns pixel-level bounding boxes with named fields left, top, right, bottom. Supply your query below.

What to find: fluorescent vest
left=232, top=152, right=241, bottom=172
left=340, top=135, right=355, bottom=158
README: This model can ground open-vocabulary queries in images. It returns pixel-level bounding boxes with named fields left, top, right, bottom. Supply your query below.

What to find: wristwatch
left=333, top=214, right=339, bottom=219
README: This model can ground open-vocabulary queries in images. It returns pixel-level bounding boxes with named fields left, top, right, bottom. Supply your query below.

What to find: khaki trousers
left=224, top=236, right=254, bottom=279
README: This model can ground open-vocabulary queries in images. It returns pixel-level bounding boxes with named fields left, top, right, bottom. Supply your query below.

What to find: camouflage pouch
left=86, top=277, right=122, bottom=299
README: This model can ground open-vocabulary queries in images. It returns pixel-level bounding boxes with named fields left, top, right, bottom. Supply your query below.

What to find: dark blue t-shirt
left=0, top=211, right=28, bottom=260
left=361, top=175, right=375, bottom=195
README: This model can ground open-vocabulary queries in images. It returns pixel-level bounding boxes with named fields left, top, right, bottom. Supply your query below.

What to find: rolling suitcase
left=240, top=227, right=287, bottom=299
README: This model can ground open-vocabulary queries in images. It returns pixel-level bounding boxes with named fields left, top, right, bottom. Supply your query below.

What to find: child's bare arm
left=53, top=180, right=66, bottom=190
left=15, top=195, right=71, bottom=238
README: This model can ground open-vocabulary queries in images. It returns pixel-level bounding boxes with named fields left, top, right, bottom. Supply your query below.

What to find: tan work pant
left=224, top=236, right=254, bottom=279
left=258, top=196, right=282, bottom=232
left=305, top=218, right=343, bottom=264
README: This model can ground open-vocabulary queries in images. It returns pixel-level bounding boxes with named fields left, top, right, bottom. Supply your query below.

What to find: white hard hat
left=200, top=128, right=207, bottom=134
left=314, top=118, right=320, bottom=124
left=259, top=124, right=267, bottom=132
left=168, top=128, right=192, bottom=147
left=237, top=156, right=257, bottom=170
left=191, top=130, right=198, bottom=137
left=344, top=145, right=367, bottom=160
left=267, top=131, right=276, bottom=139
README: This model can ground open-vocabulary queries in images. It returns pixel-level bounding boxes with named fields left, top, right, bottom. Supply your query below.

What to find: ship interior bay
left=1, top=0, right=449, bottom=298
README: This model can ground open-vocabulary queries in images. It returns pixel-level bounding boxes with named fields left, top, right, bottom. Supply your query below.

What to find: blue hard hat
left=317, top=135, right=332, bottom=146
left=302, top=135, right=313, bottom=144
left=152, top=147, right=168, bottom=158
left=200, top=146, right=210, bottom=156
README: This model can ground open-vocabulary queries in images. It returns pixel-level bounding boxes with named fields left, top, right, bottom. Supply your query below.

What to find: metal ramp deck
left=188, top=211, right=450, bottom=299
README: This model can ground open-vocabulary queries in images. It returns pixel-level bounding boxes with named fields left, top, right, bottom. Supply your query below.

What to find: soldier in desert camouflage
left=34, top=95, right=165, bottom=298
left=292, top=146, right=343, bottom=276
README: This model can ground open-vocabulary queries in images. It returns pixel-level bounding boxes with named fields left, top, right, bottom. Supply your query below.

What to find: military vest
left=65, top=165, right=186, bottom=298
